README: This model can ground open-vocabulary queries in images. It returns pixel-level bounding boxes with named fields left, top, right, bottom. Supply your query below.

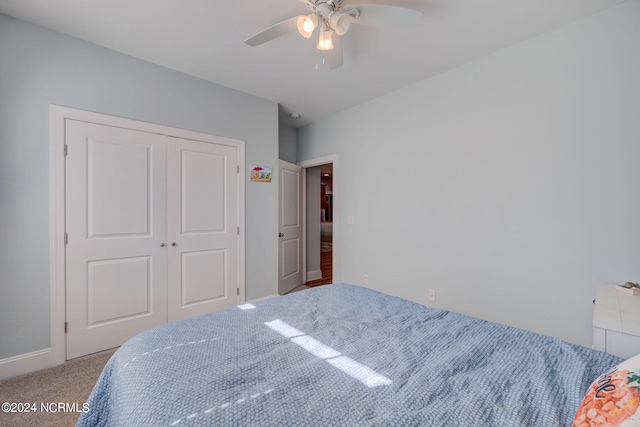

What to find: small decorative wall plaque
left=250, top=165, right=272, bottom=182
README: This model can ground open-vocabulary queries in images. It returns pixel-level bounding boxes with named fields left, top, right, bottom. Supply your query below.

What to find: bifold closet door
left=65, top=120, right=168, bottom=359
left=167, top=137, right=239, bottom=322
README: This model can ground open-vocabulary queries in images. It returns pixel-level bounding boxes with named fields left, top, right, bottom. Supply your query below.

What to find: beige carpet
left=0, top=348, right=117, bottom=427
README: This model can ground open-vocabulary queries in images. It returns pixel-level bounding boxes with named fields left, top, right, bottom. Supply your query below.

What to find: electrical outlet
left=363, top=274, right=369, bottom=284
left=428, top=289, right=436, bottom=302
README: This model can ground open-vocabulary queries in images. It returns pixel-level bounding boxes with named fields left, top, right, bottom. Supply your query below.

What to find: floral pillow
left=573, top=354, right=640, bottom=427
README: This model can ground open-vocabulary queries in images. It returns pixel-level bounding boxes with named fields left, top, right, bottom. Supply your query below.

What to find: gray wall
left=279, top=124, right=297, bottom=163
left=0, top=14, right=279, bottom=360
left=297, top=0, right=640, bottom=348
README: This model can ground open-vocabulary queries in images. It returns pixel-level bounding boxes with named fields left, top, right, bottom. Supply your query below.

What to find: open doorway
left=304, top=163, right=333, bottom=287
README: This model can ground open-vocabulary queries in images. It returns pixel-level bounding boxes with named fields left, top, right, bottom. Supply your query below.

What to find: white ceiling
left=0, top=0, right=627, bottom=128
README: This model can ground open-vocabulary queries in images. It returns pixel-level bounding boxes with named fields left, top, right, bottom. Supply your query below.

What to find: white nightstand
left=593, top=283, right=640, bottom=359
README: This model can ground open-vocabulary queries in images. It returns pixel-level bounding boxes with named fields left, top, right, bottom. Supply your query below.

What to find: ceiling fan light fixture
left=296, top=14, right=318, bottom=38
left=328, top=11, right=351, bottom=36
left=317, top=26, right=334, bottom=51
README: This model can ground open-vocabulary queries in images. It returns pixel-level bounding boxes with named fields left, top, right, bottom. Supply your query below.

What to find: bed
left=77, top=283, right=623, bottom=426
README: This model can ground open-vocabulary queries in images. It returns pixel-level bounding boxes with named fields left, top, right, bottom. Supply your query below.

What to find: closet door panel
left=88, top=140, right=151, bottom=237
left=167, top=137, right=239, bottom=321
left=181, top=249, right=226, bottom=304
left=181, top=150, right=226, bottom=234
left=65, top=120, right=167, bottom=359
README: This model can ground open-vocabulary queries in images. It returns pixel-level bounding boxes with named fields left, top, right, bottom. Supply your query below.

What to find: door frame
left=298, top=155, right=338, bottom=288
left=50, top=105, right=245, bottom=366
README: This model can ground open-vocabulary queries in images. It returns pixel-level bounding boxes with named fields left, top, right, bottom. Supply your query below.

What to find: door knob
left=279, top=233, right=284, bottom=237
left=160, top=243, right=166, bottom=247
left=171, top=242, right=176, bottom=246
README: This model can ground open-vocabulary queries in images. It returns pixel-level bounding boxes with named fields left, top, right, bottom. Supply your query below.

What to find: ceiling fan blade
left=325, top=36, right=343, bottom=69
left=349, top=4, right=422, bottom=28
left=244, top=17, right=299, bottom=47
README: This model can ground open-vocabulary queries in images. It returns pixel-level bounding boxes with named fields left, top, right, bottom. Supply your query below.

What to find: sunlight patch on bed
left=291, top=335, right=342, bottom=359
left=264, top=319, right=392, bottom=388
left=237, top=303, right=256, bottom=310
left=327, top=356, right=393, bottom=387
left=264, top=319, right=305, bottom=338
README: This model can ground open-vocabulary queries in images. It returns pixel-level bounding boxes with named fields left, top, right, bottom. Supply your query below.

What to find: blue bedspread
left=77, top=284, right=621, bottom=426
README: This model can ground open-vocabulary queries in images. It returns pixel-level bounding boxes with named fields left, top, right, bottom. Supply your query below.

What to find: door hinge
left=65, top=233, right=68, bottom=245
left=237, top=288, right=239, bottom=297
left=64, top=144, right=68, bottom=156
left=64, top=322, right=68, bottom=333
left=237, top=226, right=240, bottom=235
left=237, top=165, right=239, bottom=174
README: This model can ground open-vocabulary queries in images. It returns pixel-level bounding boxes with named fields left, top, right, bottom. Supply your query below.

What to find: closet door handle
left=160, top=243, right=166, bottom=247
left=278, top=233, right=284, bottom=238
left=171, top=242, right=177, bottom=246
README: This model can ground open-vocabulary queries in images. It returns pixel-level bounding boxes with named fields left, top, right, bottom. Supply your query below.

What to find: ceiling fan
left=244, top=0, right=423, bottom=69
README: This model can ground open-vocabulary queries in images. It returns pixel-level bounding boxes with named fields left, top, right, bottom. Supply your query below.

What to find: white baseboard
left=0, top=348, right=59, bottom=380
left=245, top=294, right=279, bottom=304
left=306, top=270, right=322, bottom=282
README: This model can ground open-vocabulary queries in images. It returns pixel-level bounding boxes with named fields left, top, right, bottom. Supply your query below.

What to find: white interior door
left=65, top=120, right=168, bottom=359
left=279, top=160, right=303, bottom=294
left=167, top=137, right=240, bottom=321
